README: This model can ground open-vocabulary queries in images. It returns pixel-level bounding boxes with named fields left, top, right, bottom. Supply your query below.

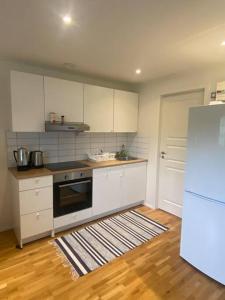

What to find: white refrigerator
left=180, top=104, right=225, bottom=285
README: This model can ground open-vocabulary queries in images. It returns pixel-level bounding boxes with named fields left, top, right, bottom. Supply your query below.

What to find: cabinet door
left=21, top=209, right=53, bottom=239
left=114, top=90, right=139, bottom=132
left=84, top=84, right=114, bottom=132
left=122, top=162, right=147, bottom=206
left=93, top=167, right=122, bottom=216
left=19, top=186, right=53, bottom=215
left=10, top=71, right=45, bottom=132
left=44, top=77, right=84, bottom=122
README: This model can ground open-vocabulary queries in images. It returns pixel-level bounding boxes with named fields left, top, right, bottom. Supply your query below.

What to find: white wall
left=0, top=62, right=12, bottom=231
left=139, top=63, right=225, bottom=209
left=0, top=60, right=138, bottom=232
left=7, top=132, right=131, bottom=166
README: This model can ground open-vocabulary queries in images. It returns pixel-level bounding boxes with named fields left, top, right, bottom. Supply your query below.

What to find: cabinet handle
left=36, top=212, right=40, bottom=219
left=35, top=190, right=40, bottom=196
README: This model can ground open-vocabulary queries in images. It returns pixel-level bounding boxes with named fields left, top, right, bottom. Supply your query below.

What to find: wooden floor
left=0, top=206, right=225, bottom=300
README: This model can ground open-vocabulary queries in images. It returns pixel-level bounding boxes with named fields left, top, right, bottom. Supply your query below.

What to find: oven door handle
left=58, top=180, right=92, bottom=188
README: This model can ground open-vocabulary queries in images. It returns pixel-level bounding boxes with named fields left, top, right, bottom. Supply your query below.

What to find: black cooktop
left=45, top=161, right=88, bottom=171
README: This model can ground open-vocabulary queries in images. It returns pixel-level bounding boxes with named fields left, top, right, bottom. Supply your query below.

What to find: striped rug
left=52, top=210, right=168, bottom=278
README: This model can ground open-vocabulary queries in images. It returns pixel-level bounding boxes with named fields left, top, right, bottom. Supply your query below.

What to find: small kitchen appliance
left=13, top=147, right=30, bottom=171
left=30, top=151, right=44, bottom=168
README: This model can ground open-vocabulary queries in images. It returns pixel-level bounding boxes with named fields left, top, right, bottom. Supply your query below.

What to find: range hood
left=45, top=121, right=90, bottom=132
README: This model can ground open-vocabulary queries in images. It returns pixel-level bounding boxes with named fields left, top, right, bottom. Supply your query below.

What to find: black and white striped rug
left=53, top=210, right=168, bottom=278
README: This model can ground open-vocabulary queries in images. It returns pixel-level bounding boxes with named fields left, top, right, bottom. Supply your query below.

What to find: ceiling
left=1, top=0, right=225, bottom=83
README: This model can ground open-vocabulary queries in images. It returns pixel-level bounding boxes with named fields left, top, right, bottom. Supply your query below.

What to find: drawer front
left=20, top=186, right=53, bottom=215
left=21, top=209, right=53, bottom=239
left=19, top=176, right=53, bottom=191
left=54, top=208, right=92, bottom=229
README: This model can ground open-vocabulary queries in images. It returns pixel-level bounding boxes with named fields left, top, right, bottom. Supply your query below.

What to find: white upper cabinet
left=44, top=77, right=84, bottom=122
left=114, top=90, right=139, bottom=132
left=10, top=71, right=45, bottom=132
left=10, top=70, right=139, bottom=133
left=84, top=84, right=114, bottom=132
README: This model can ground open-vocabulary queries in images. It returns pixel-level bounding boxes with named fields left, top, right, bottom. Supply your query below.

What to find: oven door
left=53, top=177, right=92, bottom=217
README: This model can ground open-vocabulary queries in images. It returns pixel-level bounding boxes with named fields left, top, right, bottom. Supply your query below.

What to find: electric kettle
left=13, top=147, right=30, bottom=171
left=30, top=151, right=44, bottom=168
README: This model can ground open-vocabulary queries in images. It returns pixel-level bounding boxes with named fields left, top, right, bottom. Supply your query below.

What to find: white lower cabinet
left=122, top=162, right=147, bottom=206
left=11, top=175, right=54, bottom=248
left=93, top=162, right=147, bottom=216
left=20, top=187, right=53, bottom=215
left=21, top=209, right=53, bottom=239
left=93, top=167, right=123, bottom=215
left=19, top=175, right=52, bottom=191
left=11, top=162, right=147, bottom=247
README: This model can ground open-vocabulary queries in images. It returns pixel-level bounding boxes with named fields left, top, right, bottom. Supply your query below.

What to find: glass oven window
left=59, top=180, right=91, bottom=208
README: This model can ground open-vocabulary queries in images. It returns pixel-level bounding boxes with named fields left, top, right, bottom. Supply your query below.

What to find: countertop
left=9, top=159, right=148, bottom=180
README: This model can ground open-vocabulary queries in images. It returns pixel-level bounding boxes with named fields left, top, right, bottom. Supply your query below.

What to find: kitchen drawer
left=20, top=186, right=53, bottom=215
left=19, top=175, right=52, bottom=191
left=54, top=208, right=92, bottom=229
left=21, top=209, right=53, bottom=239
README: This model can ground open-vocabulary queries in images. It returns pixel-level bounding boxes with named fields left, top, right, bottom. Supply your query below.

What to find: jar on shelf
left=49, top=112, right=57, bottom=123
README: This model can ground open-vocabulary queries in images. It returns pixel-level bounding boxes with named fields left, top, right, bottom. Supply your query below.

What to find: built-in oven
left=53, top=170, right=92, bottom=218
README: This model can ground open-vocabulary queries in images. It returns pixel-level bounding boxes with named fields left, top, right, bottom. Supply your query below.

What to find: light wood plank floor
left=0, top=206, right=225, bottom=300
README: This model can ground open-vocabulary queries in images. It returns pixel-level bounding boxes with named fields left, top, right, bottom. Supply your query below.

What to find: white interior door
left=158, top=90, right=204, bottom=217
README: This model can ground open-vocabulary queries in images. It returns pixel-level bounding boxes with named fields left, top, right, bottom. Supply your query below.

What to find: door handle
left=58, top=180, right=91, bottom=188
left=161, top=151, right=166, bottom=159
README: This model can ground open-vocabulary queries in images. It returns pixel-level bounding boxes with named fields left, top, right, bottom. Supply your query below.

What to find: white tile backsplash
left=6, top=132, right=150, bottom=166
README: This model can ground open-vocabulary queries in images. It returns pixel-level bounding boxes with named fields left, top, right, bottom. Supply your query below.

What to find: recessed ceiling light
left=135, top=69, right=141, bottom=74
left=221, top=41, right=225, bottom=46
left=63, top=15, right=72, bottom=24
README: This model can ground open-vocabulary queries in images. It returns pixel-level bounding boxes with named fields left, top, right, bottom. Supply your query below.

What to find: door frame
left=155, top=88, right=205, bottom=212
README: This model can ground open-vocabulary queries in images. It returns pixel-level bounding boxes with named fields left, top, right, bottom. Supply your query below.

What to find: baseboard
left=143, top=202, right=155, bottom=209
left=0, top=224, right=13, bottom=233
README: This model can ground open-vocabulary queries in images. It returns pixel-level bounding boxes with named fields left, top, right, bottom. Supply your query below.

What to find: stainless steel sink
left=116, top=156, right=138, bottom=161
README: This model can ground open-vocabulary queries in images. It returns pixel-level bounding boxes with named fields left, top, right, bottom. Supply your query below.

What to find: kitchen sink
left=116, top=156, right=138, bottom=161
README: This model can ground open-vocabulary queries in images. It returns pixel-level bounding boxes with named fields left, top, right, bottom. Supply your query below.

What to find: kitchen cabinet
left=10, top=70, right=139, bottom=133
left=44, top=76, right=84, bottom=122
left=84, top=84, right=114, bottom=132
left=9, top=161, right=146, bottom=246
left=93, top=162, right=147, bottom=216
left=10, top=71, right=45, bottom=132
left=11, top=174, right=54, bottom=248
left=122, top=162, right=147, bottom=206
left=114, top=90, right=139, bottom=132
left=93, top=166, right=123, bottom=215
left=54, top=208, right=92, bottom=230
